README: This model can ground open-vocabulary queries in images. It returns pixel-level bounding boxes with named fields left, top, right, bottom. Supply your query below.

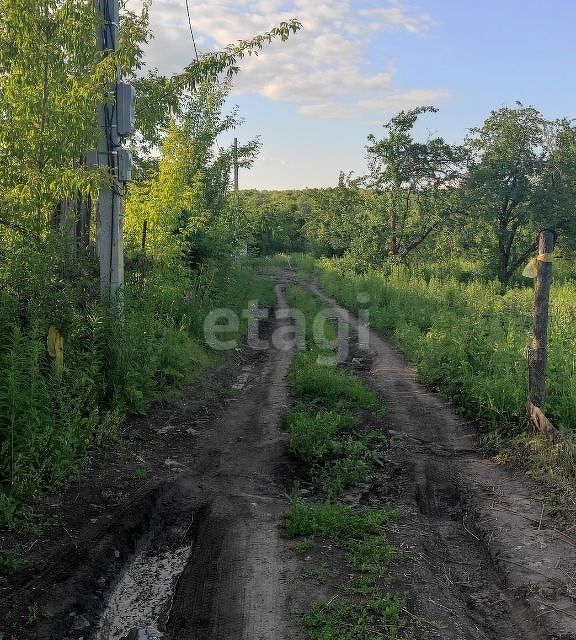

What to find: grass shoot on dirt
left=301, top=596, right=406, bottom=640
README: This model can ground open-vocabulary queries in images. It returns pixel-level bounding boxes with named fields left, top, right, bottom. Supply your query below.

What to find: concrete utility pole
left=94, top=0, right=134, bottom=302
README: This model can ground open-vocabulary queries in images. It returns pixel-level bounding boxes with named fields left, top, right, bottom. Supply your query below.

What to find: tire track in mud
left=307, top=279, right=576, bottom=640
left=93, top=280, right=302, bottom=640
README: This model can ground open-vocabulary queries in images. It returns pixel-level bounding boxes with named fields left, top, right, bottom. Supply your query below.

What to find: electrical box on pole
left=113, top=82, right=136, bottom=144
left=93, top=0, right=134, bottom=303
left=116, top=149, right=132, bottom=182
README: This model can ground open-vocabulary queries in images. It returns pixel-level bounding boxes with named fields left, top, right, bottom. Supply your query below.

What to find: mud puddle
left=92, top=489, right=208, bottom=640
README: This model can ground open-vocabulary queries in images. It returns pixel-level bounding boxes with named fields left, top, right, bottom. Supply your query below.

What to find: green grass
left=306, top=565, right=329, bottom=585
left=317, top=441, right=372, bottom=500
left=298, top=254, right=576, bottom=433
left=347, top=535, right=397, bottom=575
left=0, top=548, right=25, bottom=575
left=0, top=264, right=274, bottom=525
left=341, top=575, right=379, bottom=595
left=290, top=351, right=379, bottom=410
left=283, top=282, right=406, bottom=638
left=292, top=536, right=315, bottom=552
left=284, top=410, right=358, bottom=462
left=284, top=499, right=399, bottom=539
left=134, top=466, right=148, bottom=479
left=301, top=596, right=406, bottom=640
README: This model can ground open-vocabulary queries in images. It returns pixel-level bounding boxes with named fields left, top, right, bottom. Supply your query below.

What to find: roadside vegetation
left=0, top=3, right=299, bottom=525
left=241, top=102, right=576, bottom=521
left=280, top=256, right=576, bottom=523
left=283, top=284, right=407, bottom=639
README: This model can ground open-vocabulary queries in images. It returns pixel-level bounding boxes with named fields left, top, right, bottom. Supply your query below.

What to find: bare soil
left=1, top=272, right=575, bottom=640
left=308, top=279, right=576, bottom=640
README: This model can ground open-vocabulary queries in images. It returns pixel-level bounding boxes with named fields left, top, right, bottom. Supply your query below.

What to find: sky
left=126, top=0, right=576, bottom=190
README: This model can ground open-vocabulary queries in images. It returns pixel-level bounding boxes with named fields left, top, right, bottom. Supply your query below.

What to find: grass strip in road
left=289, top=351, right=380, bottom=410
left=282, top=410, right=358, bottom=462
left=316, top=439, right=373, bottom=500
left=283, top=283, right=408, bottom=640
left=284, top=498, right=398, bottom=539
left=301, top=596, right=406, bottom=640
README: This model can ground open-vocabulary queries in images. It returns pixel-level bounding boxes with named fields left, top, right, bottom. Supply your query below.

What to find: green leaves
left=132, top=19, right=303, bottom=147
left=464, top=104, right=576, bottom=283
left=365, top=106, right=465, bottom=260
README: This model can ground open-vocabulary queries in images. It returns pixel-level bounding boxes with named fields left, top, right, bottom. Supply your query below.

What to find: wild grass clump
left=346, top=535, right=397, bottom=575
left=317, top=439, right=373, bottom=500
left=301, top=595, right=405, bottom=640
left=284, top=498, right=398, bottom=539
left=289, top=351, right=379, bottom=410
left=284, top=411, right=358, bottom=462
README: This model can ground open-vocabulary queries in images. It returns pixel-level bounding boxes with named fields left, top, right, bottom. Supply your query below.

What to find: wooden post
left=233, top=137, right=239, bottom=192
left=141, top=219, right=148, bottom=252
left=528, top=229, right=556, bottom=409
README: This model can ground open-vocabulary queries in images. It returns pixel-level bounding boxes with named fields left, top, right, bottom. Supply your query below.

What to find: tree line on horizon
left=237, top=103, right=576, bottom=285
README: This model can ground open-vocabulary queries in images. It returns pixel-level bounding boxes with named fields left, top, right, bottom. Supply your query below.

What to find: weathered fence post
left=526, top=228, right=559, bottom=440
left=528, top=229, right=556, bottom=407
left=141, top=219, right=148, bottom=252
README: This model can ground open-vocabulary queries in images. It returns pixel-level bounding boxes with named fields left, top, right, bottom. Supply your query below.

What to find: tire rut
left=307, top=279, right=576, bottom=640
left=132, top=280, right=299, bottom=640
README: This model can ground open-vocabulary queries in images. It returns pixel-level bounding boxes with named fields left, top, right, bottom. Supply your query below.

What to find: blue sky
left=127, top=0, right=576, bottom=189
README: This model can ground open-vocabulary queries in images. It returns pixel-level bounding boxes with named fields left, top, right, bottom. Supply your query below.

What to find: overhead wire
left=183, top=0, right=224, bottom=154
left=185, top=0, right=199, bottom=61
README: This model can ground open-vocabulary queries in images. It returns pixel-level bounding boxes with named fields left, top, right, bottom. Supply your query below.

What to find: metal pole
left=95, top=0, right=124, bottom=302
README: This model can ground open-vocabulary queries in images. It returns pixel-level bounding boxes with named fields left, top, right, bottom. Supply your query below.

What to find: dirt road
left=2, top=272, right=576, bottom=639
left=309, top=280, right=576, bottom=640
left=1, top=276, right=309, bottom=640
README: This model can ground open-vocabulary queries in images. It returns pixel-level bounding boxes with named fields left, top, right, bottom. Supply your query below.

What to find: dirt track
left=309, top=280, right=576, bottom=640
left=2, top=272, right=576, bottom=639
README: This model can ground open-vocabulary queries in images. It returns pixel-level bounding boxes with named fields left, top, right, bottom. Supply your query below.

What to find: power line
left=185, top=0, right=199, bottom=61
left=183, top=1, right=222, bottom=154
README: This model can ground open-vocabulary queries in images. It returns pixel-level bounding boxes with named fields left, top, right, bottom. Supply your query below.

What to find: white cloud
left=359, top=2, right=434, bottom=35
left=297, top=88, right=451, bottom=120
left=126, top=0, right=448, bottom=120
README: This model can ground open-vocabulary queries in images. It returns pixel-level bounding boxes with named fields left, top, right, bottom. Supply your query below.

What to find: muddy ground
left=1, top=271, right=576, bottom=639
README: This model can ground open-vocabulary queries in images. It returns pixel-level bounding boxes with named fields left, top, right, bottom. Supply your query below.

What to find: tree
left=124, top=81, right=260, bottom=266
left=239, top=190, right=307, bottom=255
left=303, top=173, right=374, bottom=257
left=365, top=107, right=464, bottom=261
left=465, top=104, right=576, bottom=284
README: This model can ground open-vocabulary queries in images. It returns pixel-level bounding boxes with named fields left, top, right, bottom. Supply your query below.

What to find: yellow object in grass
left=47, top=326, right=64, bottom=377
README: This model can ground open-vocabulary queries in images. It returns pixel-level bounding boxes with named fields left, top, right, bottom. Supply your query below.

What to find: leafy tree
left=239, top=190, right=307, bottom=255
left=302, top=174, right=374, bottom=257
left=365, top=107, right=465, bottom=261
left=125, top=81, right=260, bottom=266
left=0, top=0, right=147, bottom=237
left=464, top=104, right=576, bottom=283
